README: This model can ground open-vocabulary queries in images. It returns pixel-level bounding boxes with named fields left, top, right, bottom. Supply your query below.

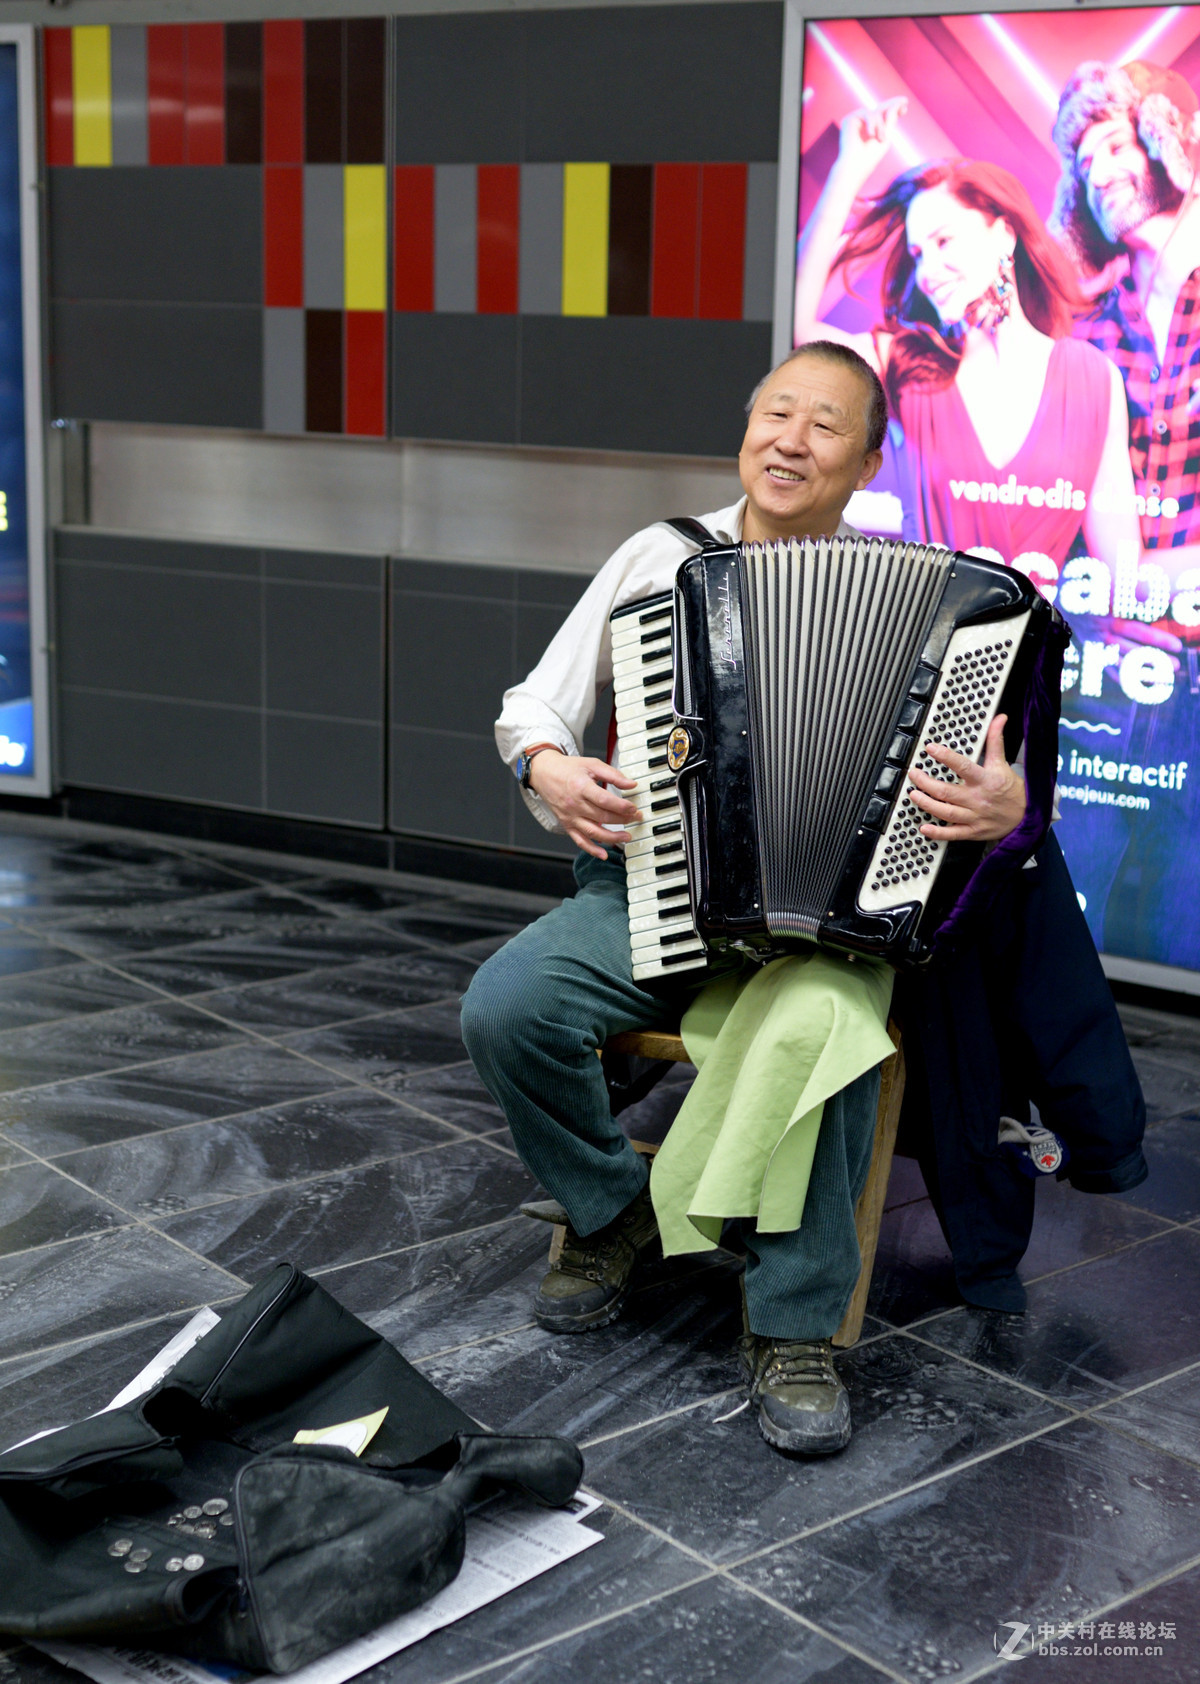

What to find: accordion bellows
left=612, top=533, right=1063, bottom=978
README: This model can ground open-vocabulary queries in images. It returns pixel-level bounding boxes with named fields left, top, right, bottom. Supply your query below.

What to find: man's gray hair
left=1051, top=61, right=1195, bottom=268
left=746, top=340, right=888, bottom=454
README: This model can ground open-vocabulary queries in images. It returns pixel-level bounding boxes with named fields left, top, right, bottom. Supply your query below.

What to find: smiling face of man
left=739, top=355, right=883, bottom=544
left=1077, top=116, right=1181, bottom=243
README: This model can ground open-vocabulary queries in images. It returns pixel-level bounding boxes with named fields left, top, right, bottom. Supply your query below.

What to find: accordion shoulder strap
left=662, top=516, right=723, bottom=551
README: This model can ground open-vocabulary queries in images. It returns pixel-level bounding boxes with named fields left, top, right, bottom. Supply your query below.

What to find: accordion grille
left=739, top=536, right=952, bottom=938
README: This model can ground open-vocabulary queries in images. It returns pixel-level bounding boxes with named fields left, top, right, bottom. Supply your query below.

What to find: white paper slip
left=36, top=1497, right=604, bottom=1684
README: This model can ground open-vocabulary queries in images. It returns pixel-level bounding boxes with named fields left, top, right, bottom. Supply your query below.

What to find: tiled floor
left=0, top=813, right=1198, bottom=1683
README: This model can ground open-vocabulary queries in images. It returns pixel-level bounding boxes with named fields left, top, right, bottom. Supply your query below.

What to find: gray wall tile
left=263, top=308, right=306, bottom=436
left=109, top=28, right=148, bottom=167
left=516, top=569, right=589, bottom=611
left=391, top=314, right=518, bottom=444
left=54, top=530, right=258, bottom=577
left=519, top=317, right=770, bottom=455
left=391, top=726, right=512, bottom=847
left=393, top=592, right=514, bottom=736
left=59, top=690, right=262, bottom=809
left=265, top=716, right=383, bottom=828
left=519, top=164, right=563, bottom=317
left=56, top=560, right=261, bottom=706
left=51, top=302, right=263, bottom=429
left=304, top=166, right=345, bottom=311
left=391, top=558, right=517, bottom=602
left=434, top=165, right=477, bottom=315
left=265, top=552, right=383, bottom=587
left=523, top=5, right=783, bottom=163
left=743, top=163, right=778, bottom=324
left=393, top=14, right=523, bottom=164
left=265, top=579, right=384, bottom=720
left=48, top=167, right=261, bottom=303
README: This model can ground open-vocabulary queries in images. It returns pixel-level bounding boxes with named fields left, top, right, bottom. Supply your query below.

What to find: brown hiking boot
left=737, top=1332, right=852, bottom=1455
left=530, top=1183, right=658, bottom=1332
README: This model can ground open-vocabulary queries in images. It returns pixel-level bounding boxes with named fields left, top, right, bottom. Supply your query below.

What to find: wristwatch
left=516, top=744, right=561, bottom=789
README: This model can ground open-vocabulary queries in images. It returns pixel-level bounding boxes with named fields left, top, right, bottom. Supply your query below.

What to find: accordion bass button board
left=611, top=536, right=1061, bottom=980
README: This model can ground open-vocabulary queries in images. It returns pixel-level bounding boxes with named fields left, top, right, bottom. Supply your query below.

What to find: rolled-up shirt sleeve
left=496, top=526, right=680, bottom=833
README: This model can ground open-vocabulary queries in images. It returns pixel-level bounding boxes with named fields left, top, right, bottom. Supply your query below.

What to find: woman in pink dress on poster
left=794, top=99, right=1143, bottom=577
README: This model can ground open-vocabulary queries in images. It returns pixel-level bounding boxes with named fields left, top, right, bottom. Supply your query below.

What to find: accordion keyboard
left=611, top=596, right=708, bottom=983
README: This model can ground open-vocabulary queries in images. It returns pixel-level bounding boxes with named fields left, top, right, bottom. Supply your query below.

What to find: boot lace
left=738, top=1336, right=839, bottom=1397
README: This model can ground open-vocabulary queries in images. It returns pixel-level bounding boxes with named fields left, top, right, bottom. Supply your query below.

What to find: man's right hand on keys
left=527, top=750, right=643, bottom=859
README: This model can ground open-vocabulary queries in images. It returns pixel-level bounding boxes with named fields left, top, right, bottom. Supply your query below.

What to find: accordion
left=611, top=532, right=1065, bottom=981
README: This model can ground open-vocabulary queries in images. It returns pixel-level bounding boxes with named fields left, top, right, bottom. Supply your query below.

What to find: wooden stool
left=567, top=1020, right=906, bottom=1348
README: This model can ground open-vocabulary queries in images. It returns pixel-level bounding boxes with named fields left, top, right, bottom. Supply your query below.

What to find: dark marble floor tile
left=883, top=1154, right=928, bottom=1211
left=156, top=1136, right=536, bottom=1278
left=61, top=1088, right=459, bottom=1216
left=0, top=1226, right=239, bottom=1361
left=375, top=1572, right=882, bottom=1684
left=1093, top=1359, right=1200, bottom=1466
left=417, top=1257, right=750, bottom=1442
left=118, top=922, right=424, bottom=997
left=282, top=999, right=468, bottom=1084
left=0, top=1161, right=129, bottom=1255
left=1012, top=1558, right=1200, bottom=1681
left=0, top=1041, right=352, bottom=1155
left=730, top=1418, right=1200, bottom=1683
left=1119, top=1117, right=1200, bottom=1223
left=0, top=854, right=248, bottom=918
left=36, top=886, right=336, bottom=958
left=1021, top=1176, right=1174, bottom=1279
left=577, top=1333, right=1065, bottom=1564
left=915, top=1228, right=1200, bottom=1404
left=194, top=951, right=479, bottom=1035
left=354, top=1515, right=713, bottom=1684
left=0, top=998, right=247, bottom=1095
left=0, top=1309, right=200, bottom=1448
left=382, top=900, right=532, bottom=949
left=384, top=1063, right=508, bottom=1134
left=1119, top=1004, right=1200, bottom=1059
left=283, top=876, right=427, bottom=915
left=865, top=1199, right=961, bottom=1327
left=1129, top=1050, right=1200, bottom=1126
left=317, top=1217, right=548, bottom=1362
left=0, top=961, right=163, bottom=1032
left=0, top=930, right=76, bottom=981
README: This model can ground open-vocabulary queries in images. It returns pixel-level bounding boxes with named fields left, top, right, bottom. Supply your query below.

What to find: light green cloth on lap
left=649, top=950, right=895, bottom=1255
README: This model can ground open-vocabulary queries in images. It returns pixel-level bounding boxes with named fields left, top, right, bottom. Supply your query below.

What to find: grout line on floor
left=962, top=1545, right=1200, bottom=1681
left=722, top=1414, right=1077, bottom=1571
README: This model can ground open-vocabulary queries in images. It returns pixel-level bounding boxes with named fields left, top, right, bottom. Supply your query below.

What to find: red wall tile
left=345, top=311, right=386, bottom=436
left=393, top=167, right=435, bottom=313
left=697, top=163, right=747, bottom=321
left=477, top=164, right=519, bottom=315
left=43, top=30, right=73, bottom=167
left=650, top=163, right=700, bottom=319
left=148, top=25, right=186, bottom=166
left=185, top=23, right=225, bottom=166
left=263, top=19, right=304, bottom=165
left=264, top=166, right=303, bottom=309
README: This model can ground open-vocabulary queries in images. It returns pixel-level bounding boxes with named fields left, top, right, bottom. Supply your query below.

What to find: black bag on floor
left=0, top=1263, right=582, bottom=1674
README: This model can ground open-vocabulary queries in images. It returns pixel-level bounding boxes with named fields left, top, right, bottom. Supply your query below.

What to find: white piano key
left=629, top=907, right=696, bottom=937
left=625, top=859, right=689, bottom=890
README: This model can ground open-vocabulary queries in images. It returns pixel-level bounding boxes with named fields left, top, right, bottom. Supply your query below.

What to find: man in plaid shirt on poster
left=1049, top=59, right=1200, bottom=966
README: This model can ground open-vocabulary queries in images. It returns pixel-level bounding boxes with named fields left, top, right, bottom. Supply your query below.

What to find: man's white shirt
left=496, top=496, right=861, bottom=833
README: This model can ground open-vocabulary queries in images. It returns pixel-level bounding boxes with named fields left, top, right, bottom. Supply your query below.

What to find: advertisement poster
left=0, top=31, right=45, bottom=793
left=795, top=7, right=1200, bottom=974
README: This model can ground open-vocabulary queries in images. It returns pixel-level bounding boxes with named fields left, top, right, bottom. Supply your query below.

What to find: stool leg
left=548, top=1223, right=566, bottom=1266
left=832, top=1033, right=906, bottom=1349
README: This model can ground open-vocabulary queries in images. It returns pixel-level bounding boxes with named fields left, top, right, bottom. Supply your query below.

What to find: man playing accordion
left=462, top=341, right=1145, bottom=1457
